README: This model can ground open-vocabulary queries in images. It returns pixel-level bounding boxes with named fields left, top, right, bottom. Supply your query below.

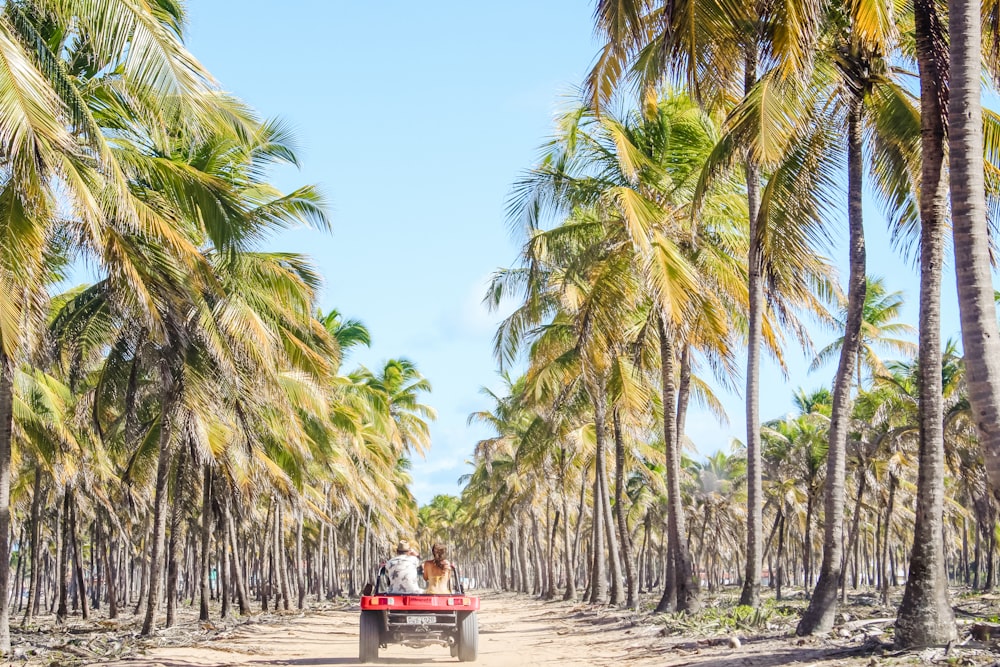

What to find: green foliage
left=654, top=600, right=795, bottom=636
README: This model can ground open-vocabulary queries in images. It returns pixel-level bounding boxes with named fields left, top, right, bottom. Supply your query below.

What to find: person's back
left=423, top=543, right=453, bottom=594
left=385, top=540, right=422, bottom=594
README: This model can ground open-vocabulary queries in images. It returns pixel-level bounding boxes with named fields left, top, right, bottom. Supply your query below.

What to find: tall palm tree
left=505, top=93, right=754, bottom=610
left=948, top=0, right=1000, bottom=536
left=589, top=0, right=830, bottom=609
left=892, top=0, right=957, bottom=641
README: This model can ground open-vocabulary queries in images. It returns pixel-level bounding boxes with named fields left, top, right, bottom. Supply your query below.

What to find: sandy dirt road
left=94, top=592, right=978, bottom=667
left=97, top=593, right=676, bottom=667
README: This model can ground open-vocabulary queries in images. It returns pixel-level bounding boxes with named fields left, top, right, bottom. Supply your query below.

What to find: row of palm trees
left=449, top=284, right=993, bottom=625
left=0, top=0, right=435, bottom=655
left=445, top=0, right=1000, bottom=644
left=446, top=341, right=993, bottom=602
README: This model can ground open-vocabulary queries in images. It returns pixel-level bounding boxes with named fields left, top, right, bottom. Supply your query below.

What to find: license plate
left=406, top=615, right=434, bottom=625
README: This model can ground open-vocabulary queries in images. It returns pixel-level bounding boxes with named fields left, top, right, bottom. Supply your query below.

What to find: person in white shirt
left=384, top=539, right=422, bottom=593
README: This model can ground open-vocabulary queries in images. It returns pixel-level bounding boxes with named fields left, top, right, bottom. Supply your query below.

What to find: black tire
left=457, top=611, right=478, bottom=662
left=359, top=610, right=380, bottom=663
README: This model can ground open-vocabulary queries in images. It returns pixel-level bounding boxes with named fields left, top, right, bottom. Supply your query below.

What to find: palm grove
left=443, top=0, right=1000, bottom=650
left=0, top=0, right=439, bottom=656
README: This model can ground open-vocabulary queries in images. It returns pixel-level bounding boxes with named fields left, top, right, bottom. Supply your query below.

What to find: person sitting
left=423, top=543, right=453, bottom=594
left=384, top=539, right=423, bottom=594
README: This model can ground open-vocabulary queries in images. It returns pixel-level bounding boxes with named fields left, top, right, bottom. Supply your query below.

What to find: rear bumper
left=360, top=594, right=480, bottom=611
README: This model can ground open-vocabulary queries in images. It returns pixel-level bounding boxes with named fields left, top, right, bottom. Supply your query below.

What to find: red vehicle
left=359, top=568, right=479, bottom=663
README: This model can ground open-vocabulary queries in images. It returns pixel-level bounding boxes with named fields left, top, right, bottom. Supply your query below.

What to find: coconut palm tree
left=688, top=449, right=747, bottom=591
left=810, top=277, right=916, bottom=387
left=504, top=92, right=757, bottom=611
left=589, top=0, right=836, bottom=609
left=948, top=0, right=1000, bottom=519
left=357, top=359, right=435, bottom=459
left=891, top=0, right=957, bottom=638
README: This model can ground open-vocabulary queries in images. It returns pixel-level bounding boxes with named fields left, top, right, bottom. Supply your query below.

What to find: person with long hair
left=423, top=543, right=453, bottom=594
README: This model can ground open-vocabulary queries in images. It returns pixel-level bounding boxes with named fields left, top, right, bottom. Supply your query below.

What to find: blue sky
left=184, top=1, right=962, bottom=505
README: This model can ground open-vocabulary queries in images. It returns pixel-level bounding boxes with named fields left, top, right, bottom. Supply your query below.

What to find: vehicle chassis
left=360, top=592, right=479, bottom=662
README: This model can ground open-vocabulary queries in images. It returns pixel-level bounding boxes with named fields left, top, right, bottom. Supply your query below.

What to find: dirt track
left=96, top=592, right=674, bottom=667
left=94, top=592, right=987, bottom=667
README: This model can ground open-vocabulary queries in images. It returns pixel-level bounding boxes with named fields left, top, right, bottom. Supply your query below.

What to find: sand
left=91, top=591, right=994, bottom=667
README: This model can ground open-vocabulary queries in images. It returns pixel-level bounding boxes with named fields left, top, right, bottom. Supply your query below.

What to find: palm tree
left=48, top=102, right=330, bottom=631
left=357, top=358, right=435, bottom=459
left=589, top=0, right=834, bottom=610
left=948, top=0, right=1000, bottom=587
left=504, top=93, right=754, bottom=610
left=893, top=0, right=957, bottom=641
left=689, top=449, right=747, bottom=591
left=810, top=277, right=916, bottom=387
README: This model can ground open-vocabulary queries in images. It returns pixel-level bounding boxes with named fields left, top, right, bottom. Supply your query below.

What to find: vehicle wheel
left=359, top=610, right=380, bottom=663
left=457, top=611, right=478, bottom=662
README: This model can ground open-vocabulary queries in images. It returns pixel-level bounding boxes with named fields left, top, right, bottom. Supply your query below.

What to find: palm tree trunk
left=572, top=464, right=587, bottom=588
left=613, top=409, right=638, bottom=608
left=561, top=485, right=576, bottom=600
left=974, top=518, right=983, bottom=589
left=740, top=43, right=764, bottom=611
left=803, top=493, right=815, bottom=586
left=278, top=511, right=292, bottom=609
left=219, top=510, right=231, bottom=619
left=23, top=469, right=45, bottom=626
left=134, top=515, right=151, bottom=615
left=589, top=444, right=608, bottom=603
left=841, top=470, right=868, bottom=603
left=263, top=499, right=275, bottom=609
left=56, top=489, right=71, bottom=624
left=69, top=489, right=88, bottom=620
left=546, top=504, right=559, bottom=600
left=348, top=512, right=358, bottom=597
left=166, top=443, right=188, bottom=627
left=656, top=318, right=700, bottom=612
left=199, top=465, right=213, bottom=622
left=948, top=0, right=1000, bottom=498
left=530, top=509, right=545, bottom=596
left=515, top=519, right=529, bottom=594
left=331, top=517, right=340, bottom=596
left=675, top=345, right=692, bottom=443
left=881, top=474, right=897, bottom=605
left=592, top=379, right=624, bottom=605
left=0, top=352, right=14, bottom=653
left=102, top=519, right=119, bottom=619
left=987, top=532, right=996, bottom=591
left=317, top=500, right=326, bottom=601
left=797, top=94, right=866, bottom=635
left=642, top=512, right=653, bottom=591
left=226, top=491, right=251, bottom=615
left=777, top=510, right=786, bottom=600
left=896, top=3, right=957, bottom=642
left=141, top=365, right=178, bottom=636
left=295, top=507, right=305, bottom=609
left=598, top=446, right=624, bottom=604
left=962, top=517, right=970, bottom=586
